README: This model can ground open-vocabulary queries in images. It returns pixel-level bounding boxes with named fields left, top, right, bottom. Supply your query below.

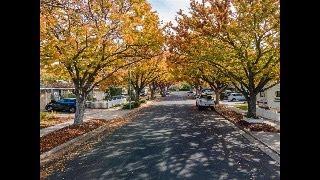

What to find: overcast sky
left=148, top=0, right=191, bottom=25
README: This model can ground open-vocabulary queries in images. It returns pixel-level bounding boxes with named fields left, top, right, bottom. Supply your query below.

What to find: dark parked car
left=45, top=98, right=76, bottom=113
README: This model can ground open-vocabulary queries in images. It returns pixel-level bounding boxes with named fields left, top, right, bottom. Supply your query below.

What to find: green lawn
left=235, top=104, right=248, bottom=111
left=40, top=112, right=71, bottom=129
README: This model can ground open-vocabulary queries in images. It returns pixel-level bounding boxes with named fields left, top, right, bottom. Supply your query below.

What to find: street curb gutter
left=214, top=111, right=280, bottom=165
left=40, top=123, right=109, bottom=166
left=40, top=99, right=155, bottom=167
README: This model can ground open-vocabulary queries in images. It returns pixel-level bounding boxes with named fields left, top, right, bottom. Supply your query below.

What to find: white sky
left=148, top=0, right=191, bottom=25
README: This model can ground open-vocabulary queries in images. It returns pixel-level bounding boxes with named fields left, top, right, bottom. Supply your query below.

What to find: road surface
left=47, top=91, right=280, bottom=179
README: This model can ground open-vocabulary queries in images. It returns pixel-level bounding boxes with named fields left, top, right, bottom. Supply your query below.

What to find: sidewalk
left=250, top=131, right=280, bottom=154
left=219, top=101, right=280, bottom=155
left=40, top=101, right=152, bottom=137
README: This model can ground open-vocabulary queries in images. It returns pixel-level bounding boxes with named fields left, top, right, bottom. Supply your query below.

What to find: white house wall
left=266, top=83, right=280, bottom=110
left=256, top=83, right=280, bottom=111
left=93, top=91, right=106, bottom=101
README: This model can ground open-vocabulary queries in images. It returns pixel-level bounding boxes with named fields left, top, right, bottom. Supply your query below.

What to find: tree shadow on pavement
left=48, top=104, right=280, bottom=180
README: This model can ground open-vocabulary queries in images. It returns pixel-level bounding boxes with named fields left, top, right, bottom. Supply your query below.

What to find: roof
left=43, top=81, right=74, bottom=88
left=40, top=80, right=100, bottom=90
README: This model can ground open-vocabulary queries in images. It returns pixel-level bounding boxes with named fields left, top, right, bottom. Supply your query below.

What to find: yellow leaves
left=53, top=52, right=60, bottom=59
left=166, top=0, right=279, bottom=90
left=41, top=0, right=164, bottom=89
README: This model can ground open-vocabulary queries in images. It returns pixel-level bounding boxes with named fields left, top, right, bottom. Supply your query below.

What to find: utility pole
left=129, top=63, right=132, bottom=109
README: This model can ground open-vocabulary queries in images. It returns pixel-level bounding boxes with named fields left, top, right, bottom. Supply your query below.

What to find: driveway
left=47, top=92, right=280, bottom=179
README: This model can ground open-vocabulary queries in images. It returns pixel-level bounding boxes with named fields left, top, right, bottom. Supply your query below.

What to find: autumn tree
left=148, top=59, right=170, bottom=99
left=166, top=37, right=230, bottom=104
left=128, top=55, right=165, bottom=102
left=168, top=0, right=279, bottom=118
left=156, top=73, right=175, bottom=97
left=40, top=0, right=163, bottom=124
left=153, top=52, right=176, bottom=97
left=198, top=62, right=230, bottom=104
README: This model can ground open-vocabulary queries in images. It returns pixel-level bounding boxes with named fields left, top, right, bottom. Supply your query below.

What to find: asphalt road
left=48, top=92, right=280, bottom=180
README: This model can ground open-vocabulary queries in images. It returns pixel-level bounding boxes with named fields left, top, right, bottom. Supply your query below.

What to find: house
left=256, top=83, right=280, bottom=112
left=40, top=80, right=104, bottom=110
left=141, top=87, right=149, bottom=95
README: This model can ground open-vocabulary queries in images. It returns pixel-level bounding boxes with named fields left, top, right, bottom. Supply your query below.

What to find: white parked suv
left=196, top=94, right=215, bottom=110
left=187, top=91, right=195, bottom=97
left=228, top=93, right=246, bottom=102
left=201, top=88, right=213, bottom=95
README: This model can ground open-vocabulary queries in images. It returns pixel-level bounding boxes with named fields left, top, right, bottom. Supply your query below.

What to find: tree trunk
left=135, top=88, right=141, bottom=102
left=74, top=94, right=87, bottom=124
left=160, top=86, right=166, bottom=97
left=247, top=94, right=257, bottom=118
left=214, top=90, right=220, bottom=105
left=196, top=88, right=200, bottom=96
left=150, top=85, right=155, bottom=99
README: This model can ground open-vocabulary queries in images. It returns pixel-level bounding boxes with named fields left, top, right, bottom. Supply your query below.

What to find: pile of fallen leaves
left=237, top=120, right=280, bottom=133
left=214, top=105, right=243, bottom=123
left=40, top=119, right=107, bottom=154
left=214, top=104, right=279, bottom=133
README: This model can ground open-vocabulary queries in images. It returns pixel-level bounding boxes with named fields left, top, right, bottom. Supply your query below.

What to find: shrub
left=179, top=83, right=191, bottom=91
left=140, top=99, right=146, bottom=104
left=105, top=86, right=123, bottom=100
left=122, top=101, right=141, bottom=109
left=169, top=86, right=179, bottom=91
left=64, top=93, right=76, bottom=98
left=113, top=104, right=121, bottom=107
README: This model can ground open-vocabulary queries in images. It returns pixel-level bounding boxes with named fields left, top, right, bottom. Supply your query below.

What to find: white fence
left=256, top=107, right=280, bottom=121
left=87, top=98, right=127, bottom=109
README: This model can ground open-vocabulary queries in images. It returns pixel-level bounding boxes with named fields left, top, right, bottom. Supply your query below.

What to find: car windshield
left=232, top=93, right=241, bottom=96
left=64, top=99, right=75, bottom=102
left=200, top=95, right=212, bottom=99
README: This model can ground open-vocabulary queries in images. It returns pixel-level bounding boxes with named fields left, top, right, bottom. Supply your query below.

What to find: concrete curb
left=40, top=123, right=109, bottom=166
left=216, top=105, right=280, bottom=150
left=40, top=99, right=155, bottom=167
left=214, top=110, right=280, bottom=165
left=240, top=126, right=280, bottom=156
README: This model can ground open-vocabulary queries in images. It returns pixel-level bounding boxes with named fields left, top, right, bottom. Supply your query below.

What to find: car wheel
left=210, top=106, right=215, bottom=111
left=69, top=107, right=76, bottom=113
left=46, top=105, right=53, bottom=111
left=198, top=106, right=203, bottom=110
left=232, top=98, right=236, bottom=102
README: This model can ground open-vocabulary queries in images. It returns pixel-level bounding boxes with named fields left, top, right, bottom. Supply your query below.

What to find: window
left=260, top=91, right=265, bottom=97
left=58, top=99, right=66, bottom=103
left=274, top=91, right=280, bottom=102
